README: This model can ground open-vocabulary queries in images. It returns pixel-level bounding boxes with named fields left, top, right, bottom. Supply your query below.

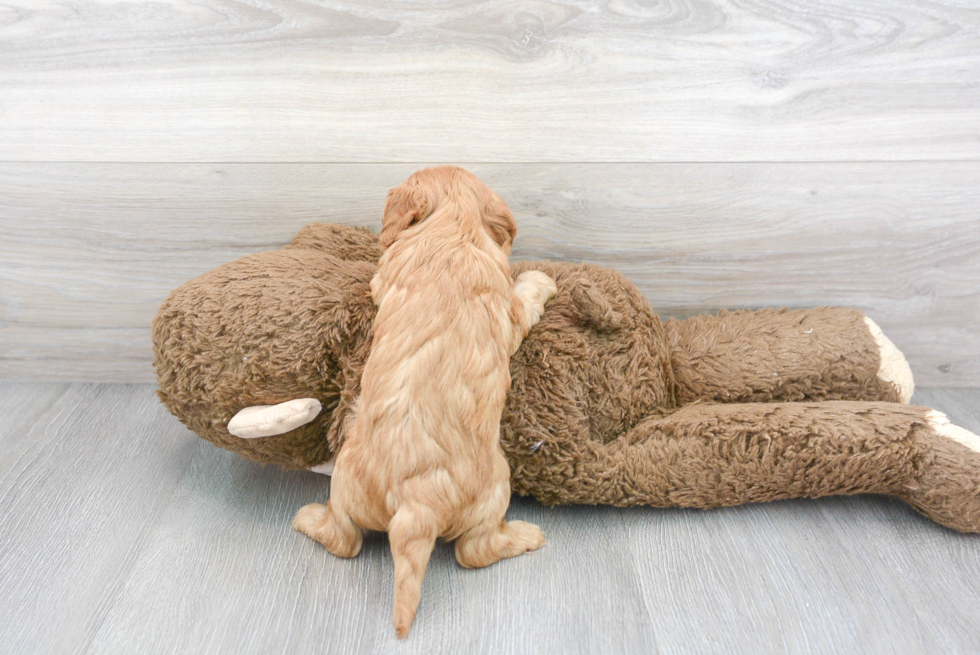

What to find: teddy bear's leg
left=904, top=410, right=980, bottom=532
left=226, top=398, right=322, bottom=438
left=664, top=308, right=913, bottom=405
left=523, top=401, right=980, bottom=532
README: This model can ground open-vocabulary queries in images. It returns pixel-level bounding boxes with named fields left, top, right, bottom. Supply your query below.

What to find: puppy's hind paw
left=293, top=503, right=330, bottom=539
left=293, top=502, right=364, bottom=558
left=507, top=520, right=546, bottom=553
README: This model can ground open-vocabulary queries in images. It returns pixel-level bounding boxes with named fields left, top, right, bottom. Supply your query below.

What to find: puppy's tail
left=388, top=504, right=440, bottom=639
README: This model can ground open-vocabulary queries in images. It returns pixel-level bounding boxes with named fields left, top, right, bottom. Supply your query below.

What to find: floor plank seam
left=76, top=427, right=206, bottom=655
left=617, top=512, right=662, bottom=654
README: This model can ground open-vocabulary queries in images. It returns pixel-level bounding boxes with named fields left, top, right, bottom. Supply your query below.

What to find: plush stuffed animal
left=153, top=223, right=980, bottom=533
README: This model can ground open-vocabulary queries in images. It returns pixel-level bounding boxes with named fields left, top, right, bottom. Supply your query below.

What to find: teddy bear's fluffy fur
left=153, top=223, right=980, bottom=533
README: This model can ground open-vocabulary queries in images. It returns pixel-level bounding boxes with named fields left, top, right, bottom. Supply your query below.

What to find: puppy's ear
left=380, top=182, right=429, bottom=251
left=482, top=191, right=517, bottom=253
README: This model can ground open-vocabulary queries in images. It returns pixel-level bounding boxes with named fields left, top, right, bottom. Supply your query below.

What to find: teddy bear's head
left=153, top=223, right=676, bottom=472
left=153, top=241, right=379, bottom=469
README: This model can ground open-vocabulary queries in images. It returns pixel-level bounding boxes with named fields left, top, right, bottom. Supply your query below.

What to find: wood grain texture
left=1, top=383, right=980, bottom=654
left=0, top=383, right=201, bottom=655
left=0, top=0, right=978, bottom=162
left=0, top=382, right=68, bottom=443
left=2, top=162, right=978, bottom=385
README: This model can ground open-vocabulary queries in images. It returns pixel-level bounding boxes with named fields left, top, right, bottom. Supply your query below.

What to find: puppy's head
left=379, top=167, right=517, bottom=253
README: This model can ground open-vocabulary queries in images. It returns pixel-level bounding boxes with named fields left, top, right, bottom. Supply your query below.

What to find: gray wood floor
left=1, top=383, right=979, bottom=654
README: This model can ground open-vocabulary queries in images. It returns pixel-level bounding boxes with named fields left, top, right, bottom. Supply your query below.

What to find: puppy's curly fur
left=293, top=166, right=557, bottom=638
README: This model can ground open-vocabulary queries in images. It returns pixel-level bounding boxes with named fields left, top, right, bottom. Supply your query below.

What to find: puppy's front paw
left=370, top=273, right=384, bottom=306
left=516, top=270, right=557, bottom=306
left=515, top=271, right=558, bottom=328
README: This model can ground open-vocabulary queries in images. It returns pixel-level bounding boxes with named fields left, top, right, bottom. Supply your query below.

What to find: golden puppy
left=293, top=166, right=557, bottom=638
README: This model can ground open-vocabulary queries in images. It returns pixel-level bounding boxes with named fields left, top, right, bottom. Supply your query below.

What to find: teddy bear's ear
left=379, top=182, right=430, bottom=251
left=572, top=278, right=626, bottom=332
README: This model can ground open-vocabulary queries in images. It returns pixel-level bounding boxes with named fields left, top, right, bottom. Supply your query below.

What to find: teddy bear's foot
left=227, top=398, right=322, bottom=438
left=903, top=410, right=980, bottom=533
left=864, top=317, right=914, bottom=403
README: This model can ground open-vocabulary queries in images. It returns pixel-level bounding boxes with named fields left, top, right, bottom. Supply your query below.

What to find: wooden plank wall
left=1, top=1, right=978, bottom=385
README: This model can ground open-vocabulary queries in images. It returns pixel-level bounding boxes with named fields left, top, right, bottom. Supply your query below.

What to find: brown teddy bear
left=153, top=222, right=980, bottom=533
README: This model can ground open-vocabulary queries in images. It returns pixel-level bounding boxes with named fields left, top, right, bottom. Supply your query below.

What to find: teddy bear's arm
left=517, top=400, right=980, bottom=533
left=664, top=308, right=912, bottom=405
